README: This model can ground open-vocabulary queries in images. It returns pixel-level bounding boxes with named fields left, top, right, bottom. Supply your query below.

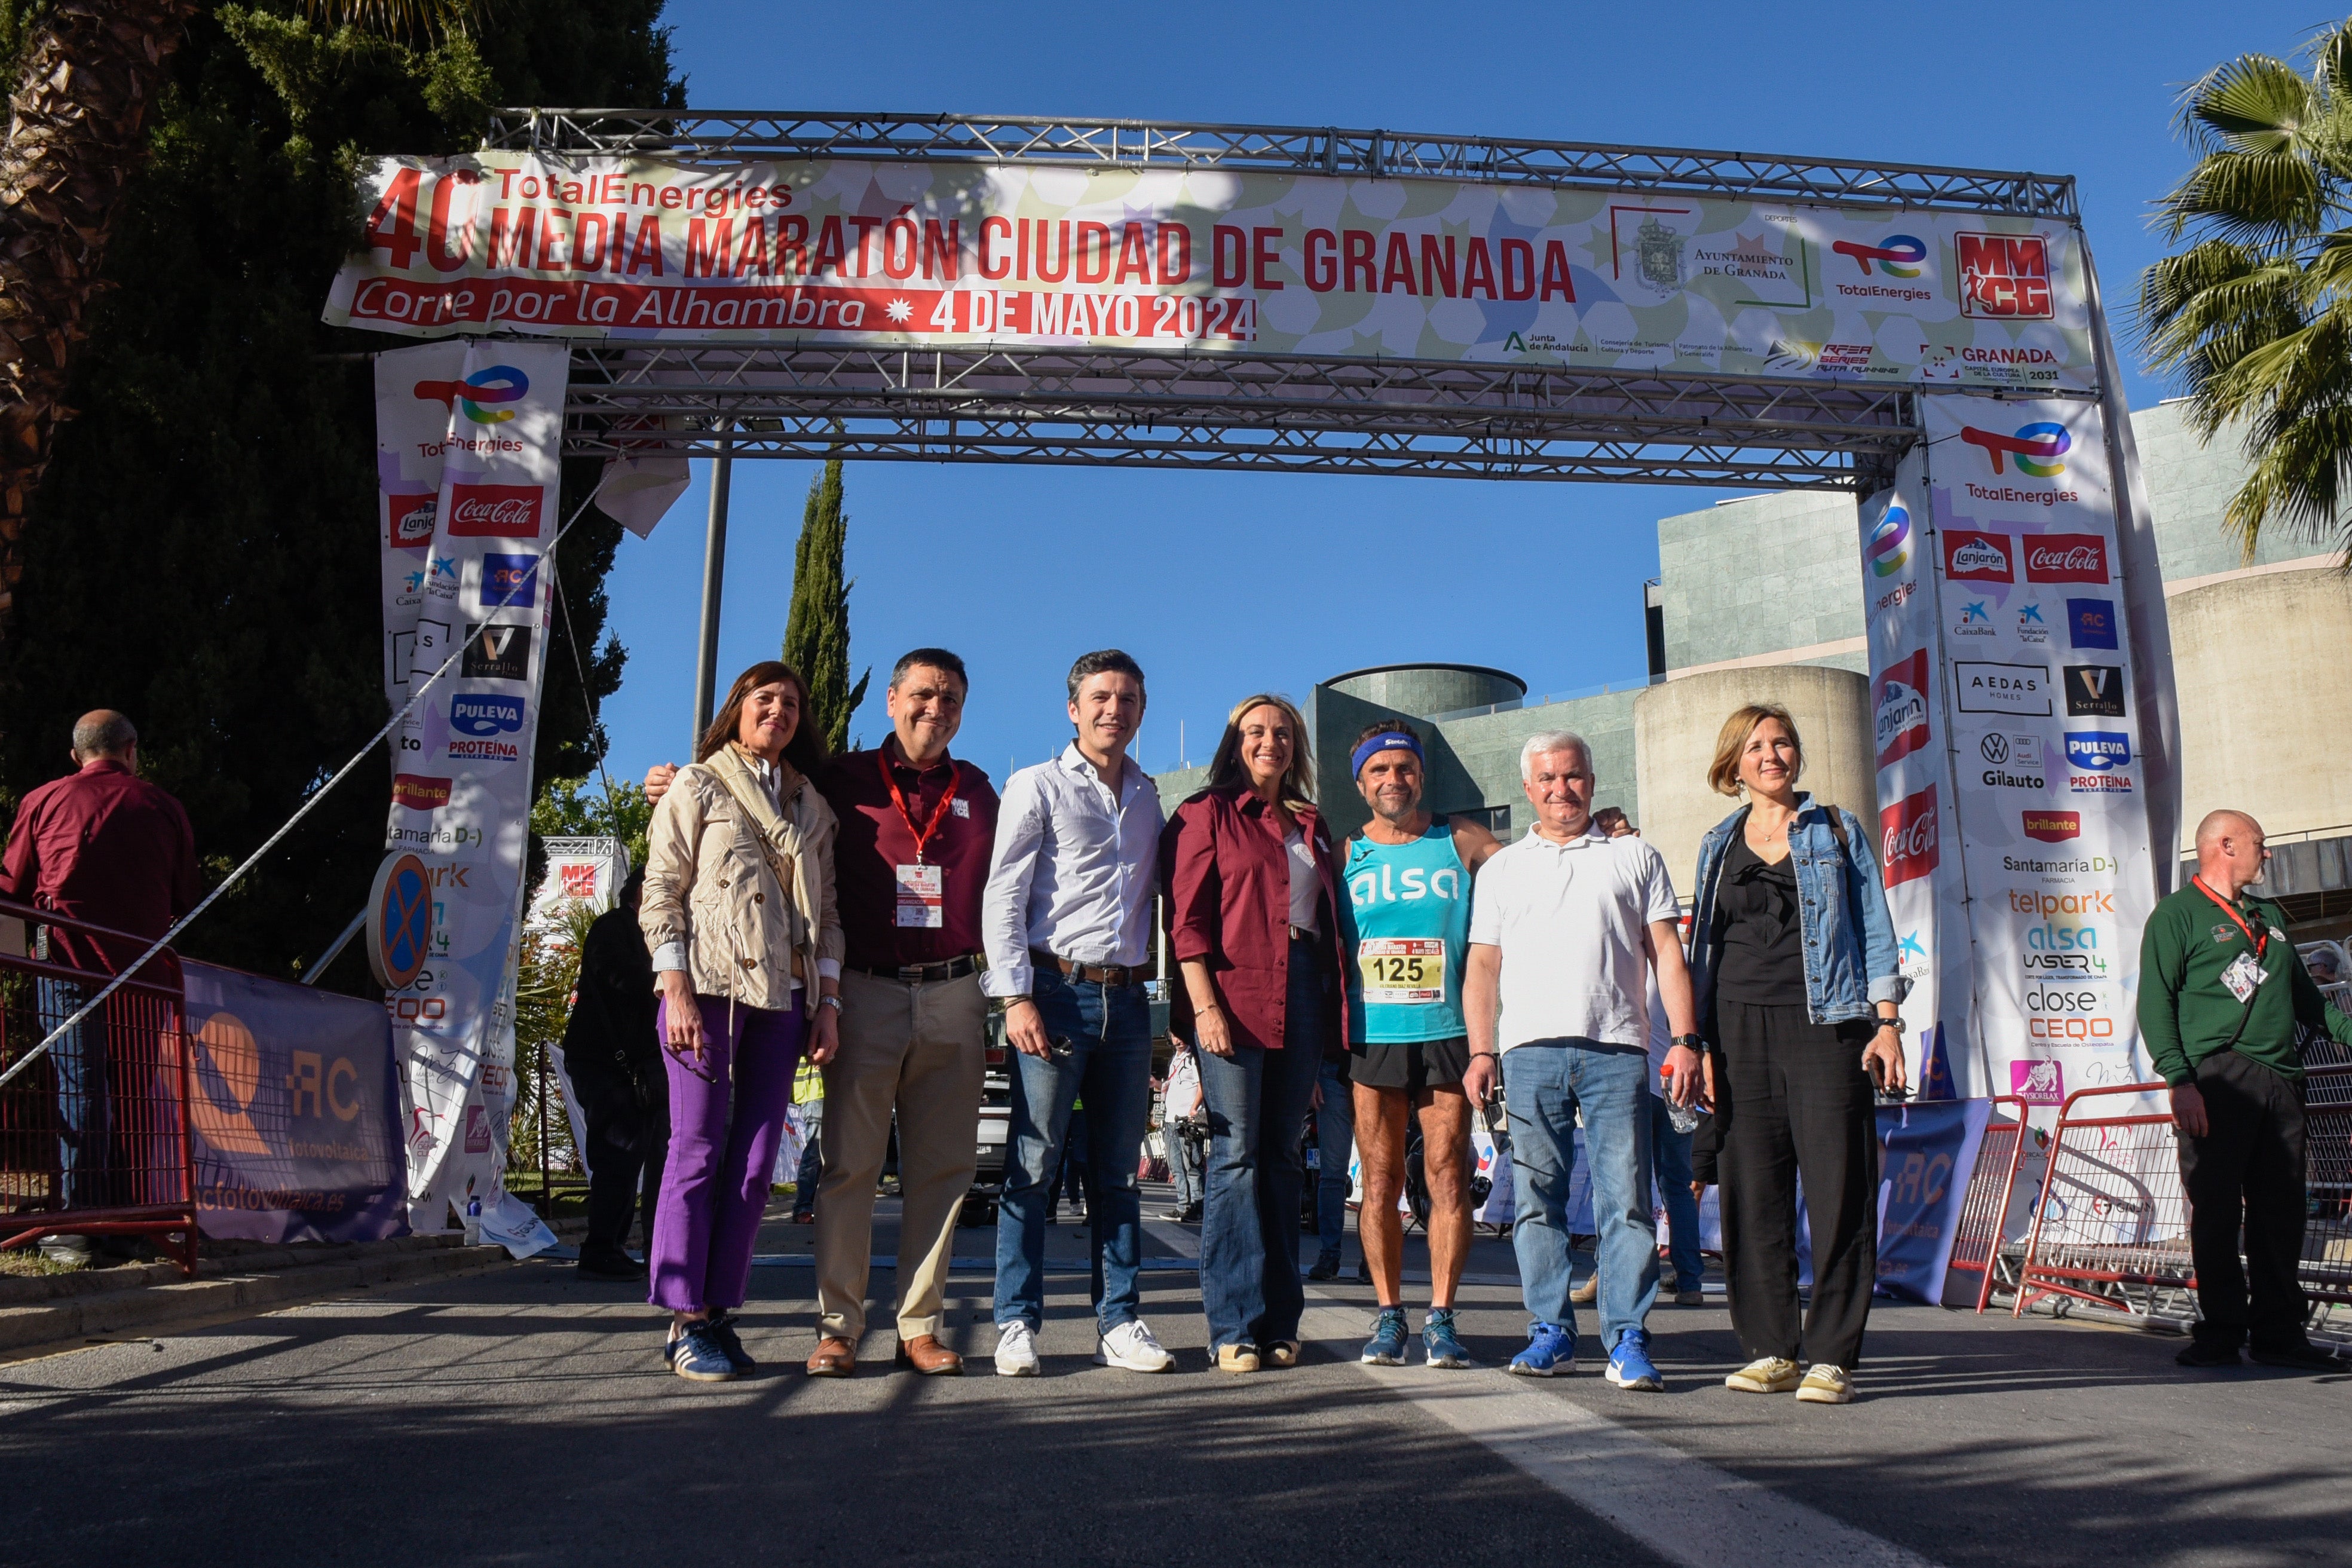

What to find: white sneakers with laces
left=1095, top=1319, right=1175, bottom=1373
left=994, top=1320, right=1040, bottom=1377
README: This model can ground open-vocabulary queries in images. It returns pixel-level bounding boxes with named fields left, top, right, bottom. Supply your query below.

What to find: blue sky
left=589, top=0, right=2326, bottom=790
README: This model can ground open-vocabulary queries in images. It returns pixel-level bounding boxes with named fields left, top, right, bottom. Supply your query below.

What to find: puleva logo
left=1831, top=235, right=1927, bottom=277
left=414, top=363, right=531, bottom=424
left=1864, top=506, right=1912, bottom=577
left=1960, top=421, right=2071, bottom=477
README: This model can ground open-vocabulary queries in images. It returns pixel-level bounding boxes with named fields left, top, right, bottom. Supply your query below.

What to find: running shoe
left=1606, top=1328, right=1664, bottom=1391
left=1307, top=1251, right=1341, bottom=1282
left=1422, top=1309, right=1472, bottom=1369
left=1361, top=1306, right=1409, bottom=1365
left=1796, top=1364, right=1854, bottom=1404
left=1264, top=1339, right=1302, bottom=1369
left=1725, top=1355, right=1802, bottom=1392
left=2250, top=1341, right=2342, bottom=1371
left=1096, top=1319, right=1175, bottom=1373
left=705, top=1309, right=756, bottom=1373
left=667, top=1322, right=740, bottom=1383
left=1509, top=1320, right=1576, bottom=1377
left=994, top=1320, right=1040, bottom=1377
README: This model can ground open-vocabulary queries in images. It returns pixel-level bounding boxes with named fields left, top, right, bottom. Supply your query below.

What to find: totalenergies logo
left=1961, top=421, right=2070, bottom=478
left=414, top=363, right=529, bottom=424
left=1831, top=234, right=1927, bottom=277
left=1865, top=506, right=1912, bottom=577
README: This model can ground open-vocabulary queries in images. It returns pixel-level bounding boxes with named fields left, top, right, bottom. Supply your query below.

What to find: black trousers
left=2179, top=1050, right=2308, bottom=1352
left=570, top=1056, right=670, bottom=1255
left=1713, top=1001, right=1879, bottom=1371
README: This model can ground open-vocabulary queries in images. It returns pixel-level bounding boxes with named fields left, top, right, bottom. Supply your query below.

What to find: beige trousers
left=814, top=968, right=987, bottom=1340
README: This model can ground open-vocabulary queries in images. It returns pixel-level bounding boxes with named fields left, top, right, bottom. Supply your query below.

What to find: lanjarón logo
left=1831, top=234, right=1927, bottom=277
left=414, top=363, right=531, bottom=424
left=1865, top=505, right=1912, bottom=577
left=1961, top=421, right=2071, bottom=477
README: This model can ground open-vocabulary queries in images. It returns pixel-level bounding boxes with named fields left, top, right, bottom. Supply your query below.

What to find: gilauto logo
left=1832, top=234, right=1927, bottom=277
left=414, top=363, right=530, bottom=424
left=451, top=693, right=524, bottom=737
left=1864, top=506, right=1912, bottom=577
left=1961, top=421, right=2070, bottom=477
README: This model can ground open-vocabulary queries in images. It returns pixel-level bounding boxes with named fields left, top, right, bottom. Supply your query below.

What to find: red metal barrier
left=1944, top=1095, right=2033, bottom=1313
left=0, top=902, right=197, bottom=1275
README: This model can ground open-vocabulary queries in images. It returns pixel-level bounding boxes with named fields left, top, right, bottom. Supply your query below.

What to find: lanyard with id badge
left=2194, top=875, right=2273, bottom=1010
left=882, top=752, right=958, bottom=929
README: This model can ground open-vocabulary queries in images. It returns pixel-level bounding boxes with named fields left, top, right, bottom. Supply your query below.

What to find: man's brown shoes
left=895, top=1334, right=964, bottom=1375
left=806, top=1336, right=856, bottom=1377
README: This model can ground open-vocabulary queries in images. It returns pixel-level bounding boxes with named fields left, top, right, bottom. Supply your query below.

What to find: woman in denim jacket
left=1686, top=703, right=1906, bottom=1406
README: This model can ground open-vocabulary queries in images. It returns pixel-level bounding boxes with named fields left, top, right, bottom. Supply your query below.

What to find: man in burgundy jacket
left=0, top=710, right=198, bottom=1254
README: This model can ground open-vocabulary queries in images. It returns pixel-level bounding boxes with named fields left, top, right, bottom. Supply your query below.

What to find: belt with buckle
left=1031, top=950, right=1144, bottom=987
left=852, top=954, right=983, bottom=985
left=1288, top=924, right=1318, bottom=944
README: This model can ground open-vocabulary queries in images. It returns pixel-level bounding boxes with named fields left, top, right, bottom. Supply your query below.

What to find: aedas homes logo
left=415, top=363, right=530, bottom=424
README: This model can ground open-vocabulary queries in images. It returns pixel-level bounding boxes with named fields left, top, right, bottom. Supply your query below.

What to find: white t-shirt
left=1285, top=827, right=1319, bottom=932
left=1468, top=826, right=1681, bottom=1052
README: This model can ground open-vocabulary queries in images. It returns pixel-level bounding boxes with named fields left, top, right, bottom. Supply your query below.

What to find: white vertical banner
left=373, top=341, right=571, bottom=1234
left=1918, top=393, right=2159, bottom=1111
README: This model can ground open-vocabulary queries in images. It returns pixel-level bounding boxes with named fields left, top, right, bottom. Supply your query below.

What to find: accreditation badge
left=894, top=863, right=944, bottom=929
left=2219, top=950, right=2266, bottom=1004
left=1359, top=938, right=1444, bottom=1006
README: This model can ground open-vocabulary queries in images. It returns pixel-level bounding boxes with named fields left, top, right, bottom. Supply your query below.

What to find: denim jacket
left=1688, top=792, right=1907, bottom=1031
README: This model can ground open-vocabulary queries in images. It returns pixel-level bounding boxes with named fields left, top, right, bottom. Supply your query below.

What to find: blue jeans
left=40, top=977, right=103, bottom=1209
left=1649, top=1093, right=1701, bottom=1288
left=1312, top=1056, right=1353, bottom=1261
left=1503, top=1040, right=1658, bottom=1350
left=993, top=970, right=1153, bottom=1334
left=1165, top=1102, right=1201, bottom=1209
left=1196, top=940, right=1327, bottom=1348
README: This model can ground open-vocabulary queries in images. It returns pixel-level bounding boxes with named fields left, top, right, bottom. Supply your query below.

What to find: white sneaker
left=994, top=1320, right=1040, bottom=1377
left=1095, top=1319, right=1174, bottom=1373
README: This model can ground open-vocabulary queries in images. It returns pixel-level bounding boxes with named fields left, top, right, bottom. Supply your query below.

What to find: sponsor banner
left=374, top=342, right=466, bottom=711
left=1872, top=1097, right=1991, bottom=1305
left=184, top=961, right=408, bottom=1245
left=528, top=835, right=630, bottom=934
left=324, top=155, right=2095, bottom=390
left=373, top=341, right=570, bottom=1232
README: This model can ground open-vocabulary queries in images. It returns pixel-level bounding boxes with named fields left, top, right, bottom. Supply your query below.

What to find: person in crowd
left=1048, top=1096, right=1090, bottom=1226
left=1337, top=721, right=1501, bottom=1366
left=639, top=662, right=844, bottom=1383
left=1, top=710, right=197, bottom=1265
left=648, top=649, right=999, bottom=1377
left=785, top=1056, right=823, bottom=1223
left=1162, top=1039, right=1205, bottom=1221
left=1461, top=731, right=1698, bottom=1391
left=984, top=650, right=1172, bottom=1376
left=1163, top=694, right=1348, bottom=1374
left=1304, top=1034, right=1356, bottom=1284
left=562, top=867, right=667, bottom=1282
left=2143, top=809, right=2352, bottom=1371
left=1685, top=704, right=1903, bottom=1405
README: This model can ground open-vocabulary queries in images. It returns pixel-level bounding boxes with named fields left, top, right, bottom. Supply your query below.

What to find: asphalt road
left=4, top=1187, right=2345, bottom=1568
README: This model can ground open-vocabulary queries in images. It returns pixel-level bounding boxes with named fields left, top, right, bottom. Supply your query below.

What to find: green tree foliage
left=782, top=458, right=870, bottom=754
left=530, top=774, right=652, bottom=876
left=0, top=1, right=682, bottom=989
left=2141, top=17, right=2352, bottom=561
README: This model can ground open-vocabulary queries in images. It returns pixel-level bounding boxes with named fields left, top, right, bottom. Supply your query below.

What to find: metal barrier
left=0, top=902, right=197, bottom=1273
left=1944, top=1095, right=2034, bottom=1312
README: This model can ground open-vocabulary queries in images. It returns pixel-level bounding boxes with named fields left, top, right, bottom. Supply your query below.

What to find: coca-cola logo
left=2023, top=533, right=2108, bottom=584
left=388, top=492, right=436, bottom=547
left=447, top=482, right=543, bottom=538
left=1943, top=528, right=2013, bottom=583
left=1880, top=785, right=1940, bottom=887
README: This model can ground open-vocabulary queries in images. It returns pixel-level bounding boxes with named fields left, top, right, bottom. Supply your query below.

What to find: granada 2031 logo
left=1832, top=235, right=1927, bottom=277
left=1961, top=421, right=2070, bottom=477
left=1864, top=506, right=1912, bottom=578
left=414, top=363, right=530, bottom=424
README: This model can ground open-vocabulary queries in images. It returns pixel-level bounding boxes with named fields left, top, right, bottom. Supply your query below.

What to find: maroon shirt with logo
left=816, top=737, right=999, bottom=972
left=0, top=758, right=198, bottom=973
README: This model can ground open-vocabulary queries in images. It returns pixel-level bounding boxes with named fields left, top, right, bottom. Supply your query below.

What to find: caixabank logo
left=1955, top=233, right=2054, bottom=320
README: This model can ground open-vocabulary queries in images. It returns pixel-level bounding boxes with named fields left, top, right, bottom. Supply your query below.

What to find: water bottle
left=1666, top=1098, right=1701, bottom=1136
left=463, top=1195, right=483, bottom=1246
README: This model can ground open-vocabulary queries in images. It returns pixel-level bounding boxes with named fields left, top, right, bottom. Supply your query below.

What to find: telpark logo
left=1956, top=232, right=2054, bottom=318
left=1831, top=234, right=1927, bottom=278
left=1962, top=422, right=2070, bottom=477
left=414, top=363, right=531, bottom=424
left=1880, top=786, right=1940, bottom=887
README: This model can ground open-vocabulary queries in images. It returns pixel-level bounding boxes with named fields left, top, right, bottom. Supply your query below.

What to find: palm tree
left=2141, top=19, right=2352, bottom=564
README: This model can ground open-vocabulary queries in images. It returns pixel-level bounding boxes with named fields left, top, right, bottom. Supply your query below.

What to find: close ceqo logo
left=1880, top=786, right=1940, bottom=887
left=446, top=483, right=543, bottom=538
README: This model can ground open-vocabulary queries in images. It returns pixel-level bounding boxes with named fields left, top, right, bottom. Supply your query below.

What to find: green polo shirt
left=2137, top=877, right=2352, bottom=1086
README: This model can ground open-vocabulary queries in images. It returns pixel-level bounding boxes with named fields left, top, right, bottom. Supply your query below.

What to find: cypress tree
left=783, top=458, right=869, bottom=753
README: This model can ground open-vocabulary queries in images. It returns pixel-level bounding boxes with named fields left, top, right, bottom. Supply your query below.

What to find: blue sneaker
left=1606, top=1327, right=1664, bottom=1391
left=705, top=1310, right=756, bottom=1373
left=1509, top=1321, right=1576, bottom=1377
left=1361, top=1306, right=1410, bottom=1365
left=1422, top=1308, right=1472, bottom=1369
left=668, top=1322, right=741, bottom=1382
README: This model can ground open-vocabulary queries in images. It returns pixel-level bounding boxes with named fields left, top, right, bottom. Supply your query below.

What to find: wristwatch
left=1670, top=1034, right=1704, bottom=1051
left=817, top=994, right=843, bottom=1013
left=1873, top=1015, right=1904, bottom=1033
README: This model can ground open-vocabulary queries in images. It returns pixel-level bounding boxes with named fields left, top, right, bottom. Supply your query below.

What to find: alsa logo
left=1956, top=232, right=2054, bottom=319
left=1962, top=421, right=2070, bottom=477
left=1832, top=234, right=1927, bottom=278
left=2025, top=534, right=2108, bottom=584
left=1864, top=505, right=1912, bottom=578
left=1944, top=528, right=2013, bottom=583
left=2022, top=809, right=2081, bottom=843
left=1880, top=786, right=1939, bottom=887
left=1873, top=650, right=1931, bottom=768
left=451, top=693, right=524, bottom=737
left=414, top=363, right=531, bottom=424
left=391, top=773, right=452, bottom=811
left=387, top=492, right=436, bottom=549
left=448, top=483, right=543, bottom=538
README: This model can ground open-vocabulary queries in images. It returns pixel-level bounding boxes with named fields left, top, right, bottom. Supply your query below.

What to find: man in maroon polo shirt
left=647, top=649, right=998, bottom=1375
left=0, top=710, right=197, bottom=1255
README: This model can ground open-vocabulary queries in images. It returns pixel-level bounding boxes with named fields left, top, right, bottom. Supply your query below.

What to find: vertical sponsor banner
left=1858, top=470, right=1971, bottom=1096
left=1921, top=393, right=2159, bottom=1110
left=375, top=343, right=467, bottom=718
left=375, top=341, right=570, bottom=1232
left=1872, top=1098, right=1991, bottom=1304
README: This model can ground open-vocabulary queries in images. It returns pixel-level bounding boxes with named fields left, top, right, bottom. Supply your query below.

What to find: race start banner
left=325, top=154, right=2093, bottom=390
left=373, top=339, right=570, bottom=1237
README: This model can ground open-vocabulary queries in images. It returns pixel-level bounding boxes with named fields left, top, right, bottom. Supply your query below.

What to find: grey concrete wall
left=2132, top=403, right=2329, bottom=581
left=1324, top=663, right=1526, bottom=718
left=1153, top=763, right=1212, bottom=824
left=1436, top=690, right=1642, bottom=840
left=1656, top=489, right=1869, bottom=674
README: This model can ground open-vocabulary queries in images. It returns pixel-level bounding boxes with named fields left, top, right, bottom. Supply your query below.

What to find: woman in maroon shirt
left=1161, top=694, right=1347, bottom=1373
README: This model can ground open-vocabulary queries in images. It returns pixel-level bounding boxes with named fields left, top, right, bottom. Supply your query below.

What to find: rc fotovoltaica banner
left=374, top=340, right=570, bottom=1233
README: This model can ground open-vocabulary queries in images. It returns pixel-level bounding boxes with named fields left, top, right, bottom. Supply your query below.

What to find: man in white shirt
left=1462, top=731, right=1701, bottom=1391
left=982, top=650, right=1172, bottom=1376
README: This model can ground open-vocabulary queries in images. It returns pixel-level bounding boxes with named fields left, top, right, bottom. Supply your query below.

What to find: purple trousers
left=649, top=993, right=803, bottom=1313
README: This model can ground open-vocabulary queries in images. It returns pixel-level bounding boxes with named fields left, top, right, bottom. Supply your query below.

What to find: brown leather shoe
left=895, top=1334, right=964, bottom=1376
left=806, top=1336, right=856, bottom=1377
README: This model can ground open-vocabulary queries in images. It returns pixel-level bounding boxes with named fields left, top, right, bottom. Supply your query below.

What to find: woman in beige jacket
left=638, top=660, right=845, bottom=1381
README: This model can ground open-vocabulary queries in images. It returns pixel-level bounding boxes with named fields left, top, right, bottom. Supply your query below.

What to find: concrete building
left=1152, top=402, right=2352, bottom=935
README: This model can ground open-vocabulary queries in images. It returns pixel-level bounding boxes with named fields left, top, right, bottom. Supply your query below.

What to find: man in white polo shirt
left=1462, top=730, right=1701, bottom=1391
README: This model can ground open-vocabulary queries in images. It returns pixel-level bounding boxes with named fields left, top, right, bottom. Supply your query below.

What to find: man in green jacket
left=2139, top=809, right=2350, bottom=1371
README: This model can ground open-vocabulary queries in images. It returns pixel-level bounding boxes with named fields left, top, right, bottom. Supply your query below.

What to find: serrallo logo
left=1864, top=506, right=1912, bottom=577
left=1961, top=421, right=2070, bottom=477
left=414, top=363, right=530, bottom=424
left=1831, top=235, right=1927, bottom=277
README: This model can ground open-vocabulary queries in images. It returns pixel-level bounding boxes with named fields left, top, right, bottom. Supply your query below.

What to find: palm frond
left=2179, top=53, right=2319, bottom=151
left=302, top=0, right=494, bottom=42
left=2155, top=149, right=2326, bottom=241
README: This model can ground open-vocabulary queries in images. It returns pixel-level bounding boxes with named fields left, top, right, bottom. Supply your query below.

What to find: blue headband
left=1351, top=731, right=1424, bottom=777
